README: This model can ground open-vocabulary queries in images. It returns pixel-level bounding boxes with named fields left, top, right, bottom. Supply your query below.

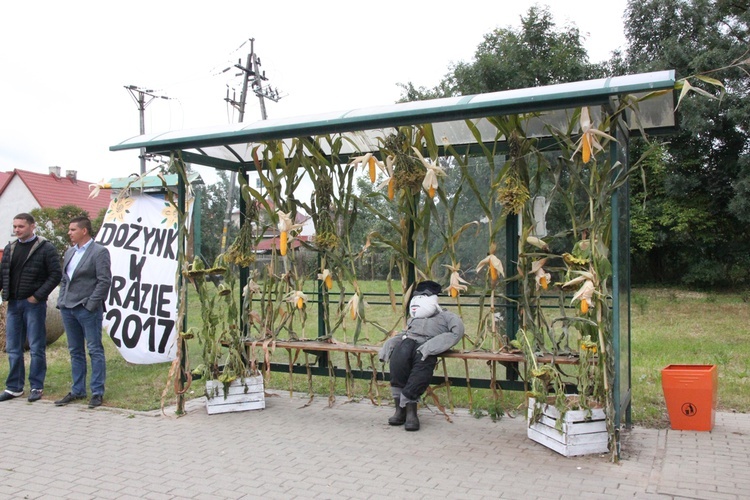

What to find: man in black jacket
left=0, top=213, right=62, bottom=402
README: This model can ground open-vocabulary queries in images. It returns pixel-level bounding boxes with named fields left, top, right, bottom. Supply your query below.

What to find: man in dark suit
left=55, top=216, right=111, bottom=408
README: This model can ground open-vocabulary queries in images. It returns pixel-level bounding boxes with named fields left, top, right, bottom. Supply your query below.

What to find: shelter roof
left=110, top=70, right=676, bottom=172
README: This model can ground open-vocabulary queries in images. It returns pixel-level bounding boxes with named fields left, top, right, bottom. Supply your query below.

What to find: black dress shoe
left=88, top=394, right=103, bottom=408
left=55, top=393, right=86, bottom=406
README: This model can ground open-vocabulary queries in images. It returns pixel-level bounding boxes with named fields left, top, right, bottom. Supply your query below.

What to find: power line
left=220, top=38, right=284, bottom=254
left=125, top=85, right=170, bottom=174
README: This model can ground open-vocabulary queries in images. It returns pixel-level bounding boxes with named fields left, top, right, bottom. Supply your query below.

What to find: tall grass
left=1, top=285, right=748, bottom=426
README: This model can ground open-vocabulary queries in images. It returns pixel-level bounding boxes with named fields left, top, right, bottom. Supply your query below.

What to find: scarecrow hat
left=413, top=280, right=442, bottom=296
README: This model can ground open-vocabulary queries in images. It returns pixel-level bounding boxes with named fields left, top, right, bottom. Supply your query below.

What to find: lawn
left=1, top=285, right=748, bottom=427
left=628, top=288, right=750, bottom=426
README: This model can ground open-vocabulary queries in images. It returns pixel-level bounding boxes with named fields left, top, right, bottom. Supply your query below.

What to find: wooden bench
left=239, top=338, right=581, bottom=418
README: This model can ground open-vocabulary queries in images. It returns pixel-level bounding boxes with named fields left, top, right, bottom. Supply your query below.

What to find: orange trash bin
left=661, top=364, right=718, bottom=431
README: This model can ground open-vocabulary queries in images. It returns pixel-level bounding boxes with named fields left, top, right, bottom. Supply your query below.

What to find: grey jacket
left=57, top=241, right=112, bottom=311
left=378, top=308, right=465, bottom=362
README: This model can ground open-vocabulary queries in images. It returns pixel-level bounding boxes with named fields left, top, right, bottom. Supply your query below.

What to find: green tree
left=399, top=6, right=603, bottom=100
left=625, top=0, right=750, bottom=287
left=30, top=205, right=106, bottom=258
left=395, top=6, right=607, bottom=282
left=194, top=171, right=239, bottom=266
left=351, top=176, right=401, bottom=279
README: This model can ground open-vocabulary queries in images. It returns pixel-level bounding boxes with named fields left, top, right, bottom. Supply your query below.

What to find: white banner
left=99, top=194, right=180, bottom=364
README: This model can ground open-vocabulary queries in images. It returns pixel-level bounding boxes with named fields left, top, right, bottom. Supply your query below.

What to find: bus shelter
left=111, top=70, right=677, bottom=456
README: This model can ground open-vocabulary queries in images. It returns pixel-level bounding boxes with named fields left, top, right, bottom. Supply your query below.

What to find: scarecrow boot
left=404, top=402, right=420, bottom=431
left=388, top=398, right=406, bottom=426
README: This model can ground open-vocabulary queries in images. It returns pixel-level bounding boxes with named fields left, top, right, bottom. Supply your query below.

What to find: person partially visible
left=55, top=216, right=111, bottom=409
left=378, top=280, right=465, bottom=431
left=0, top=213, right=63, bottom=402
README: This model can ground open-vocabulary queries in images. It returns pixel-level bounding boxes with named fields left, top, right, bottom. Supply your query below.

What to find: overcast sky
left=1, top=0, right=629, bottom=186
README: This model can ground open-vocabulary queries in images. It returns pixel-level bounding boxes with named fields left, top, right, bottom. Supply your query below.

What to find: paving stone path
left=1, top=391, right=748, bottom=499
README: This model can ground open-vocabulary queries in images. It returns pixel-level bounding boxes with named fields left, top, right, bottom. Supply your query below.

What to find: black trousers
left=389, top=338, right=438, bottom=401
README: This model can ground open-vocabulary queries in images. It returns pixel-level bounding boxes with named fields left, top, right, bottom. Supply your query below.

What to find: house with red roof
left=0, top=167, right=111, bottom=248
left=230, top=199, right=314, bottom=253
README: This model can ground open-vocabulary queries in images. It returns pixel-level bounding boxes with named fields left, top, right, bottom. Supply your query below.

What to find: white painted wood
left=527, top=398, right=608, bottom=457
left=205, top=379, right=264, bottom=399
left=539, top=402, right=606, bottom=422
left=205, top=375, right=265, bottom=415
left=205, top=399, right=266, bottom=415
left=535, top=412, right=608, bottom=435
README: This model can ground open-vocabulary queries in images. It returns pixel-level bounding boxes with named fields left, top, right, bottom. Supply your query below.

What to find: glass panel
left=616, top=128, right=632, bottom=428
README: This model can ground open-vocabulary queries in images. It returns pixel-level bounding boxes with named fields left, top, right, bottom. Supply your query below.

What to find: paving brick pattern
left=1, top=391, right=748, bottom=499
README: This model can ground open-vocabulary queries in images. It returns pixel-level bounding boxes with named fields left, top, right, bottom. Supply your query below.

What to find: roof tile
left=0, top=172, right=12, bottom=194
left=12, top=169, right=111, bottom=215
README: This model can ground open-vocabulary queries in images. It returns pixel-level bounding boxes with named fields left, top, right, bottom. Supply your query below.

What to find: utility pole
left=125, top=85, right=169, bottom=174
left=220, top=39, right=282, bottom=253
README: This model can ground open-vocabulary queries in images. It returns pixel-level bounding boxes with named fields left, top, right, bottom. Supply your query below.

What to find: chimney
left=49, top=166, right=61, bottom=177
left=65, top=170, right=77, bottom=182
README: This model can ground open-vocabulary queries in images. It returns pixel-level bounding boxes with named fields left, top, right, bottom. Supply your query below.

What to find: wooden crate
left=205, top=375, right=265, bottom=415
left=527, top=398, right=608, bottom=457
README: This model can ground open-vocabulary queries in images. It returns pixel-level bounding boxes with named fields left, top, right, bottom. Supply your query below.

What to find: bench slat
left=250, top=340, right=579, bottom=364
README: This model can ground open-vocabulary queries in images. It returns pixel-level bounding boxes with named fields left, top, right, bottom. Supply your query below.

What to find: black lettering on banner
left=148, top=228, right=166, bottom=257
left=149, top=284, right=159, bottom=314
left=113, top=224, right=129, bottom=248
left=129, top=254, right=146, bottom=281
left=124, top=223, right=142, bottom=251
left=115, top=281, right=167, bottom=316
left=98, top=223, right=117, bottom=246
left=99, top=202, right=179, bottom=357
left=139, top=283, right=153, bottom=314
left=106, top=309, right=122, bottom=347
left=145, top=317, right=156, bottom=352
left=164, top=230, right=177, bottom=260
left=106, top=309, right=173, bottom=353
left=99, top=223, right=141, bottom=253
left=142, top=227, right=157, bottom=255
left=121, top=314, right=142, bottom=349
left=142, top=317, right=176, bottom=354
left=102, top=221, right=176, bottom=261
left=113, top=281, right=177, bottom=317
left=108, top=276, right=126, bottom=306
left=157, top=319, right=175, bottom=353
left=122, top=281, right=140, bottom=311
left=156, top=285, right=173, bottom=318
